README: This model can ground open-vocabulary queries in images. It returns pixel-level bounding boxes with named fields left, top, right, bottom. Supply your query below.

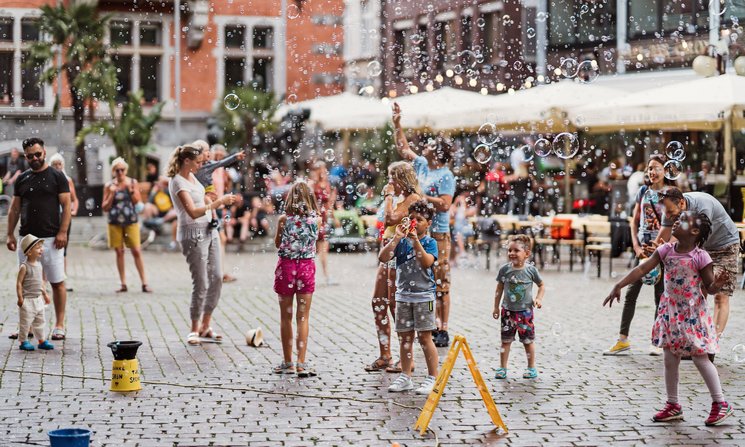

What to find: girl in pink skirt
left=273, top=181, right=321, bottom=378
left=605, top=211, right=733, bottom=426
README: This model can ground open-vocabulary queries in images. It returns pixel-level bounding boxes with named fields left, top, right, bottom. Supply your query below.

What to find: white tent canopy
left=568, top=73, right=745, bottom=132
left=393, top=87, right=497, bottom=130
left=274, top=92, right=391, bottom=130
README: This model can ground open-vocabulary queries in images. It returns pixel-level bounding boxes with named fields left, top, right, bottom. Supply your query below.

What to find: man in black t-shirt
left=6, top=137, right=71, bottom=341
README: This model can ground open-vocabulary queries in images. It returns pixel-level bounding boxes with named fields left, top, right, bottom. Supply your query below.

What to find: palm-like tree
left=26, top=3, right=116, bottom=185
left=77, top=89, right=165, bottom=180
left=216, top=86, right=278, bottom=151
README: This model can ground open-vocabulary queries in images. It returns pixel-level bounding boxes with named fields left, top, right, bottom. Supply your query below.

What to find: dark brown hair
left=408, top=199, right=434, bottom=222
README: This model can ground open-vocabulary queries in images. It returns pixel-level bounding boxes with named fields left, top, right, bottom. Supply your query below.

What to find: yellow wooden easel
left=414, top=334, right=508, bottom=435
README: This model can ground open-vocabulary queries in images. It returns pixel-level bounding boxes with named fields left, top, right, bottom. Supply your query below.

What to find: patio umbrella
left=394, top=87, right=497, bottom=130
left=274, top=92, right=391, bottom=130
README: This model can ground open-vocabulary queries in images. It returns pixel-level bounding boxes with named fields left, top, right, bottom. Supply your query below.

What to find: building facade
left=342, top=0, right=380, bottom=94
left=0, top=0, right=344, bottom=184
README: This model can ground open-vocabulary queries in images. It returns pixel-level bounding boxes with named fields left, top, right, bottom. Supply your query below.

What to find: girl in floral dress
left=273, top=181, right=321, bottom=378
left=604, top=211, right=733, bottom=426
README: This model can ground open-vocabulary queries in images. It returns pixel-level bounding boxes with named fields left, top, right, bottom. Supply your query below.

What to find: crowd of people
left=4, top=104, right=742, bottom=425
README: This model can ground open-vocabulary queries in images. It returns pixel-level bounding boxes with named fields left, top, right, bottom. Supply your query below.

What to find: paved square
left=1, top=246, right=743, bottom=446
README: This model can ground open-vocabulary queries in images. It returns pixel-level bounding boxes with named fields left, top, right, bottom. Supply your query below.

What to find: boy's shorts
left=395, top=301, right=436, bottom=333
left=501, top=308, right=535, bottom=344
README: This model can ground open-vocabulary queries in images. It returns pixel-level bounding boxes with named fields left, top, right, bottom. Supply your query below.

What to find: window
left=481, top=13, right=501, bottom=63
left=0, top=18, right=12, bottom=41
left=628, top=0, right=708, bottom=39
left=416, top=24, right=429, bottom=74
left=108, top=20, right=163, bottom=103
left=0, top=52, right=12, bottom=104
left=224, top=57, right=245, bottom=88
left=0, top=15, right=47, bottom=108
left=252, top=57, right=273, bottom=91
left=21, top=19, right=39, bottom=42
left=253, top=27, right=273, bottom=49
left=433, top=19, right=458, bottom=70
left=20, top=52, right=42, bottom=104
left=549, top=0, right=616, bottom=47
left=393, top=29, right=406, bottom=76
left=523, top=7, right=537, bottom=61
left=225, top=25, right=245, bottom=49
left=461, top=15, right=472, bottom=53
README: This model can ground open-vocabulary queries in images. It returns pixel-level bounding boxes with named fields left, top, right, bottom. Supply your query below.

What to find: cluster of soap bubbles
left=473, top=124, right=580, bottom=165
left=557, top=58, right=600, bottom=84
left=663, top=141, right=686, bottom=181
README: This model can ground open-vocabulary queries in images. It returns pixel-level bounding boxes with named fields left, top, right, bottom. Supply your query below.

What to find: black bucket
left=107, top=341, right=142, bottom=360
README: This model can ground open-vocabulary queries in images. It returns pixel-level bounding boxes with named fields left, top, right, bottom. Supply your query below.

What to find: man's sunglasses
left=25, top=152, right=43, bottom=160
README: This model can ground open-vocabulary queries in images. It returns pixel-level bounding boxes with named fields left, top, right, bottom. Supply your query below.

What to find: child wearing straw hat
left=16, top=234, right=54, bottom=351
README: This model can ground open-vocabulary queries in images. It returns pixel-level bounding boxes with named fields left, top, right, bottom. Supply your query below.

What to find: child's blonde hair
left=388, top=161, right=421, bottom=195
left=508, top=234, right=533, bottom=252
left=284, top=181, right=319, bottom=216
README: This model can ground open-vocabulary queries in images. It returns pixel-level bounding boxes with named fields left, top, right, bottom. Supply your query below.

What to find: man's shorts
left=274, top=258, right=315, bottom=295
left=17, top=236, right=65, bottom=284
left=500, top=308, right=535, bottom=344
left=432, top=232, right=451, bottom=299
left=107, top=223, right=141, bottom=249
left=395, top=300, right=436, bottom=333
left=708, top=242, right=739, bottom=297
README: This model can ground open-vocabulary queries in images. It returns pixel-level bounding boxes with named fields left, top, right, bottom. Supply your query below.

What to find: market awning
left=274, top=92, right=391, bottom=130
left=393, top=87, right=497, bottom=130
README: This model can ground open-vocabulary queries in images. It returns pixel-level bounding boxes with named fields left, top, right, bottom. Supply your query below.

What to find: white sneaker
left=415, top=375, right=436, bottom=395
left=649, top=345, right=663, bottom=356
left=388, top=374, right=414, bottom=392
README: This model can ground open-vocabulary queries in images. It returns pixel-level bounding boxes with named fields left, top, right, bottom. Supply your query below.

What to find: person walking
left=49, top=153, right=78, bottom=291
left=309, top=161, right=338, bottom=286
left=101, top=157, right=152, bottom=294
left=6, top=138, right=71, bottom=341
left=167, top=144, right=236, bottom=345
left=392, top=103, right=456, bottom=347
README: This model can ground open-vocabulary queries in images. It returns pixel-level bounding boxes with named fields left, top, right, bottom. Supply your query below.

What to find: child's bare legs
left=418, top=330, right=439, bottom=377
left=296, top=293, right=313, bottom=364
left=372, top=264, right=393, bottom=360
left=398, top=331, right=415, bottom=375
left=239, top=214, right=250, bottom=242
left=278, top=294, right=294, bottom=363
left=524, top=342, right=536, bottom=368
left=500, top=341, right=512, bottom=368
left=317, top=240, right=329, bottom=281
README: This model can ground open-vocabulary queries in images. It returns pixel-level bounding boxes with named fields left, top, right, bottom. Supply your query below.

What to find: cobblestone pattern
left=0, top=248, right=743, bottom=446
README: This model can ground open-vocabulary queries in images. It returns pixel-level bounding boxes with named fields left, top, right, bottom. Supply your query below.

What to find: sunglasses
left=25, top=152, right=43, bottom=160
left=114, top=168, right=126, bottom=173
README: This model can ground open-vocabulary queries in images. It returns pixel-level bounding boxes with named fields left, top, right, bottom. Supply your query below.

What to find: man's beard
left=29, top=158, right=44, bottom=170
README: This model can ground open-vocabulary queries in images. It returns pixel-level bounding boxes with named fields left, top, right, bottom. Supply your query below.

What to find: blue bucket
left=48, top=428, right=91, bottom=447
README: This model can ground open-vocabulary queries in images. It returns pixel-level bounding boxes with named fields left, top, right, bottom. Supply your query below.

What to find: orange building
left=0, top=0, right=344, bottom=183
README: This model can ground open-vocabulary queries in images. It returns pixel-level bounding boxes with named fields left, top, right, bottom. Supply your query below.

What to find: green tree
left=26, top=3, right=115, bottom=185
left=77, top=89, right=164, bottom=180
left=216, top=86, right=278, bottom=151
left=360, top=123, right=398, bottom=191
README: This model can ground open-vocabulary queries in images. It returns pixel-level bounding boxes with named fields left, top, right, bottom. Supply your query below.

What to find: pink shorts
left=274, top=257, right=316, bottom=295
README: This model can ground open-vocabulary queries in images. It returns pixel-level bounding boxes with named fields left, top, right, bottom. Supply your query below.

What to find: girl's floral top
left=278, top=213, right=319, bottom=260
left=651, top=243, right=718, bottom=356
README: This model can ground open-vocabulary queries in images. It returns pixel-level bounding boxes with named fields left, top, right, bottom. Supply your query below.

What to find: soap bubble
left=476, top=17, right=486, bottom=28
left=534, top=138, right=552, bottom=158
left=518, top=144, right=535, bottom=162
left=356, top=183, right=368, bottom=196
left=367, top=61, right=382, bottom=77
left=287, top=4, right=300, bottom=19
left=224, top=93, right=240, bottom=110
left=345, top=184, right=355, bottom=195
left=552, top=132, right=579, bottom=159
left=410, top=33, right=423, bottom=45
left=473, top=144, right=492, bottom=165
left=576, top=60, right=600, bottom=83
left=664, top=160, right=683, bottom=181
left=323, top=148, right=335, bottom=162
left=733, top=344, right=745, bottom=362
left=477, top=122, right=499, bottom=145
left=526, top=27, right=536, bottom=38
left=552, top=322, right=562, bottom=336
left=536, top=11, right=548, bottom=22
left=85, top=197, right=96, bottom=211
left=665, top=141, right=686, bottom=161
left=560, top=58, right=579, bottom=78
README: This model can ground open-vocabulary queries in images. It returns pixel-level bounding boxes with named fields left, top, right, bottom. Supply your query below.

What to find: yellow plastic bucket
left=110, top=359, right=141, bottom=392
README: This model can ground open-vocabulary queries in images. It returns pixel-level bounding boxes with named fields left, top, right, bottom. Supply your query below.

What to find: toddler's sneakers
left=388, top=374, right=414, bottom=392
left=415, top=376, right=436, bottom=395
left=705, top=401, right=733, bottom=426
left=19, top=341, right=34, bottom=351
left=38, top=341, right=54, bottom=350
left=604, top=339, right=631, bottom=355
left=652, top=402, right=683, bottom=422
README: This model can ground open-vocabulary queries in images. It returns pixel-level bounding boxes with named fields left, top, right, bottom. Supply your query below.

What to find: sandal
left=523, top=367, right=538, bottom=379
left=142, top=285, right=153, bottom=293
left=273, top=361, right=295, bottom=374
left=385, top=360, right=414, bottom=374
left=199, top=327, right=223, bottom=343
left=296, top=362, right=317, bottom=378
left=495, top=367, right=507, bottom=379
left=364, top=357, right=392, bottom=372
left=187, top=332, right=201, bottom=345
left=8, top=332, right=33, bottom=340
left=116, top=284, right=128, bottom=293
left=50, top=328, right=66, bottom=341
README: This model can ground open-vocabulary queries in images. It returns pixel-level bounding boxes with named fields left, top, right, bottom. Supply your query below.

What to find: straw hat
left=20, top=234, right=43, bottom=255
left=245, top=328, right=263, bottom=347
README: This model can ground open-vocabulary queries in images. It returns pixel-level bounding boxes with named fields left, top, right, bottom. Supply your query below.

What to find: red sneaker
left=705, top=401, right=734, bottom=426
left=652, top=402, right=684, bottom=422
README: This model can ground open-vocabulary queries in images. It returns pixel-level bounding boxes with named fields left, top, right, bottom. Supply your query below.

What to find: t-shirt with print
left=635, top=186, right=665, bottom=245
left=413, top=156, right=455, bottom=234
left=497, top=263, right=543, bottom=311
left=14, top=166, right=70, bottom=237
left=394, top=236, right=439, bottom=303
left=661, top=192, right=738, bottom=251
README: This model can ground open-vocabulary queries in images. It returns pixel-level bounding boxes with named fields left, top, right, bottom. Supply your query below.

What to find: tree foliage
left=215, top=86, right=278, bottom=151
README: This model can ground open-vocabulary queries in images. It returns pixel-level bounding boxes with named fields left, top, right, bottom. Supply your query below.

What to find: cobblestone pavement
left=1, top=246, right=744, bottom=446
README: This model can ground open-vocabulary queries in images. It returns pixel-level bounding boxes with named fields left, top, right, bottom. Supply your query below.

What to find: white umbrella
left=568, top=73, right=745, bottom=132
left=274, top=92, right=391, bottom=130
left=394, top=87, right=496, bottom=130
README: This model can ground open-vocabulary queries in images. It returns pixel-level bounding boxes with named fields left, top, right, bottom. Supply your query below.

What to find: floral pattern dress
left=651, top=243, right=718, bottom=356
left=277, top=214, right=319, bottom=260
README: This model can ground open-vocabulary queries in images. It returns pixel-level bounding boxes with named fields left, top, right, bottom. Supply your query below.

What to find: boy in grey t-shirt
left=493, top=235, right=545, bottom=380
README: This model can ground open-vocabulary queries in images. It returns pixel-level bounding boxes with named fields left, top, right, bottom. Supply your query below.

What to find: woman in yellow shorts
left=102, top=157, right=152, bottom=293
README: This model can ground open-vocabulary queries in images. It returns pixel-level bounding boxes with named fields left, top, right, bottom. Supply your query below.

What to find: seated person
left=237, top=192, right=272, bottom=242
